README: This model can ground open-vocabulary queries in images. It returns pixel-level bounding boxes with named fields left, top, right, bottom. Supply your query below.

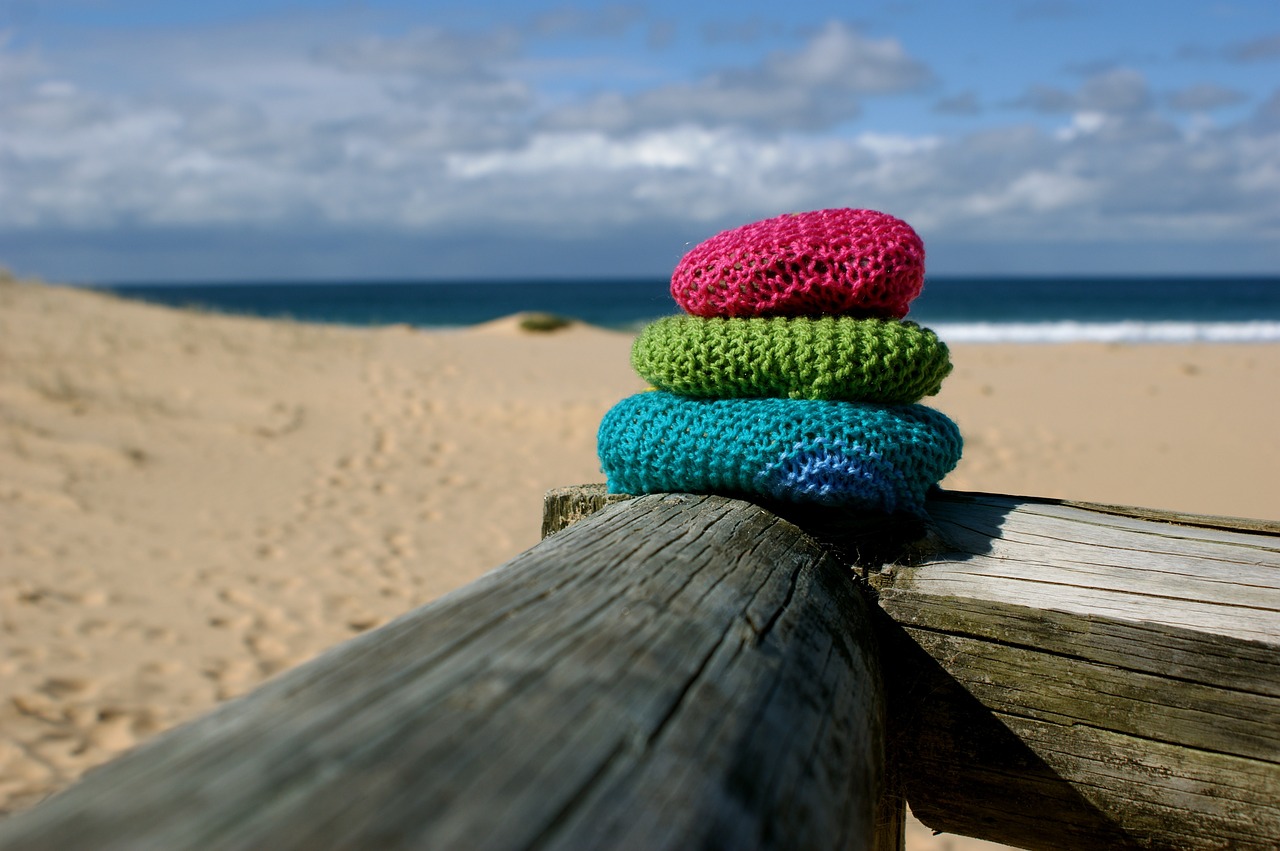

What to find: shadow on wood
left=880, top=493, right=1280, bottom=850
left=876, top=605, right=1136, bottom=849
left=546, top=485, right=1280, bottom=851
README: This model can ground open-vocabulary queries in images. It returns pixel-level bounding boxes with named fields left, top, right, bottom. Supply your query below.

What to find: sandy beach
left=2, top=274, right=1278, bottom=847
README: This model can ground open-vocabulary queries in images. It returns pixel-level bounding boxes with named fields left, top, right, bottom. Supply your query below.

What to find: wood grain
left=0, top=493, right=887, bottom=851
left=546, top=485, right=1280, bottom=851
left=882, top=491, right=1280, bottom=850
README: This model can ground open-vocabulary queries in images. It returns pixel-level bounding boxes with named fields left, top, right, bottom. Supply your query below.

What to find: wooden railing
left=0, top=486, right=1276, bottom=850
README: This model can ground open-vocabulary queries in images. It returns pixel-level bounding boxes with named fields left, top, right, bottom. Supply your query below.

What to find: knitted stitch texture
left=597, top=392, right=962, bottom=514
left=632, top=315, right=952, bottom=403
left=671, top=209, right=925, bottom=320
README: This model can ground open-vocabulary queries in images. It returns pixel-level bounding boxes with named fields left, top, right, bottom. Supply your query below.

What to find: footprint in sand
left=218, top=586, right=258, bottom=608
left=207, top=608, right=255, bottom=631
left=76, top=618, right=119, bottom=638
left=373, top=427, right=396, bottom=457
left=402, top=396, right=434, bottom=419
left=335, top=454, right=364, bottom=472
left=245, top=633, right=293, bottom=674
left=254, top=542, right=286, bottom=560
left=321, top=593, right=385, bottom=634
left=84, top=709, right=141, bottom=752
left=383, top=528, right=414, bottom=558
left=81, top=705, right=165, bottom=753
left=35, top=677, right=97, bottom=701
left=12, top=691, right=71, bottom=724
left=202, top=657, right=264, bottom=701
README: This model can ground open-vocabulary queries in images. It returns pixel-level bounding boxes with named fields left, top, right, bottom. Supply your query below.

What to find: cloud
left=0, top=19, right=553, bottom=232
left=700, top=18, right=774, bottom=45
left=961, top=170, right=1097, bottom=216
left=447, top=128, right=727, bottom=178
left=1254, top=88, right=1280, bottom=130
left=522, top=5, right=675, bottom=51
left=1011, top=84, right=1076, bottom=113
left=773, top=22, right=932, bottom=92
left=1180, top=31, right=1280, bottom=64
left=645, top=20, right=677, bottom=50
left=1225, top=32, right=1280, bottom=62
left=1077, top=68, right=1151, bottom=113
left=933, top=91, right=981, bottom=116
left=0, top=27, right=44, bottom=86
left=0, top=13, right=1278, bottom=278
left=313, top=27, right=521, bottom=78
left=439, top=105, right=1278, bottom=254
left=443, top=127, right=887, bottom=229
left=528, top=4, right=647, bottom=38
left=1167, top=83, right=1248, bottom=112
left=306, top=27, right=536, bottom=140
left=1012, top=68, right=1152, bottom=116
left=540, top=22, right=935, bottom=134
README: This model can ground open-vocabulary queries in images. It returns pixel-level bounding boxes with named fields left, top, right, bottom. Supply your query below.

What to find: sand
left=2, top=275, right=1277, bottom=847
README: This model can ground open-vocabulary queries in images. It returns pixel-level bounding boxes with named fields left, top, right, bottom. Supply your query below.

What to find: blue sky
left=1, top=0, right=1278, bottom=281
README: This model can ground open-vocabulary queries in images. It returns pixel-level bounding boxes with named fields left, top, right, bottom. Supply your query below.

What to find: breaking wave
left=932, top=321, right=1280, bottom=344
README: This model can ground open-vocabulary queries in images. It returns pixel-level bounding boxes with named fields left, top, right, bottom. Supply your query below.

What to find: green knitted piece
left=632, top=315, right=953, bottom=403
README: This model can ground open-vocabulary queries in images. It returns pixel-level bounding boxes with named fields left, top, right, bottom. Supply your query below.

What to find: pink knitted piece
left=671, top=209, right=926, bottom=319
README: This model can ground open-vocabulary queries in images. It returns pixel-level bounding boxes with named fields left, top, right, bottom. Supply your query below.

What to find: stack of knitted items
left=597, top=208, right=963, bottom=516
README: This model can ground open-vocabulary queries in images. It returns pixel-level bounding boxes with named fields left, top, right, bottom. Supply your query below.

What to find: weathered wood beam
left=0, top=494, right=889, bottom=851
left=545, top=485, right=1280, bottom=851
left=881, top=492, right=1280, bottom=851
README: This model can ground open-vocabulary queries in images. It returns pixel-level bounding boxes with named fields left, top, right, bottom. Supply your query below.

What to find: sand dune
left=1, top=275, right=1276, bottom=847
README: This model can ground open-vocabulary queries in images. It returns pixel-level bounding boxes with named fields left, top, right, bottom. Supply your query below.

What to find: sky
left=1, top=0, right=1278, bottom=282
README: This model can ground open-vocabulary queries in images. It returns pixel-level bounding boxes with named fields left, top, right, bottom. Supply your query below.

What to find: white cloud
left=441, top=127, right=861, bottom=226
left=447, top=128, right=726, bottom=177
left=0, top=14, right=1277, bottom=268
left=963, top=170, right=1097, bottom=215
left=541, top=22, right=934, bottom=133
left=768, top=21, right=930, bottom=93
left=853, top=132, right=942, bottom=157
left=1055, top=110, right=1106, bottom=140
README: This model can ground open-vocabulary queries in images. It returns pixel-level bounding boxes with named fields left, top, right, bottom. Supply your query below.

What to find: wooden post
left=547, top=485, right=1280, bottom=851
left=0, top=494, right=888, bottom=851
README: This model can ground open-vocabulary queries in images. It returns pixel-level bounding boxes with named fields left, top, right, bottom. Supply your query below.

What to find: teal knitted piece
left=632, top=315, right=952, bottom=403
left=597, top=391, right=963, bottom=514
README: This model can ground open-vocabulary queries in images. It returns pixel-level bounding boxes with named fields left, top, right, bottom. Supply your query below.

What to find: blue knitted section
left=761, top=439, right=912, bottom=512
left=597, top=392, right=963, bottom=514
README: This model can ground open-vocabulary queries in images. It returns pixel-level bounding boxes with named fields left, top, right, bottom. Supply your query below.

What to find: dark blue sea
left=92, top=277, right=1280, bottom=343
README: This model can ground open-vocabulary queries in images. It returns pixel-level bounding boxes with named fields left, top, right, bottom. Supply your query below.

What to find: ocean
left=93, top=277, right=1280, bottom=343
